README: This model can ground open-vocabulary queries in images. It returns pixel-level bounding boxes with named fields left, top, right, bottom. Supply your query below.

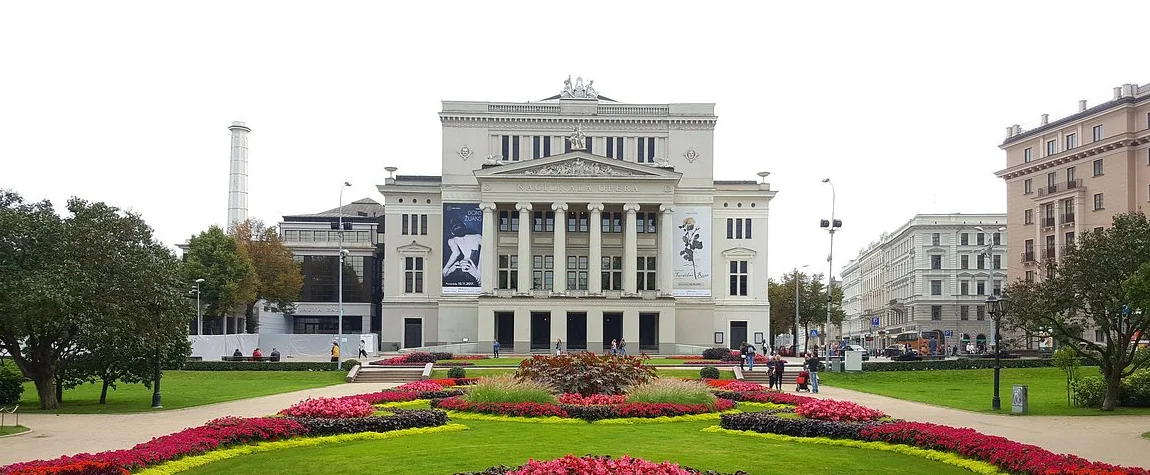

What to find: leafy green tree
left=1005, top=212, right=1150, bottom=411
left=182, top=226, right=256, bottom=333
left=1052, top=346, right=1080, bottom=407
left=231, top=220, right=302, bottom=333
left=767, top=272, right=844, bottom=351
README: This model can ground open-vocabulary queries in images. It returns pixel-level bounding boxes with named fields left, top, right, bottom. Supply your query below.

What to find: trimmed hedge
left=720, top=411, right=872, bottom=439
left=177, top=361, right=343, bottom=371
left=860, top=358, right=1095, bottom=372
left=289, top=409, right=448, bottom=436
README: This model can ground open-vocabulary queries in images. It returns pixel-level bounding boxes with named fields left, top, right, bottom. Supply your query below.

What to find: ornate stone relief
left=457, top=146, right=473, bottom=161
left=683, top=147, right=700, bottom=163
left=484, top=155, right=504, bottom=166
left=518, top=158, right=632, bottom=177
left=560, top=75, right=598, bottom=99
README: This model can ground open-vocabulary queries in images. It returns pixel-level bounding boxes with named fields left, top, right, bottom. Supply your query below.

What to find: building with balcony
left=997, top=82, right=1150, bottom=286
left=839, top=214, right=1006, bottom=353
left=375, top=78, right=777, bottom=353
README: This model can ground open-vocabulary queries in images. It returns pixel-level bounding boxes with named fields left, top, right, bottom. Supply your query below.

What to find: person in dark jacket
left=805, top=353, right=821, bottom=393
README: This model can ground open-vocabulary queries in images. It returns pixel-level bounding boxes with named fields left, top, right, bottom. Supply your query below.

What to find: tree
left=1051, top=346, right=1080, bottom=407
left=1004, top=212, right=1150, bottom=411
left=182, top=226, right=256, bottom=334
left=230, top=220, right=302, bottom=333
left=767, top=272, right=845, bottom=351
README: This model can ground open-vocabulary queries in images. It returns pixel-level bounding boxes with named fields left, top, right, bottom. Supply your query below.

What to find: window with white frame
left=567, top=211, right=589, bottom=233
left=976, top=305, right=986, bottom=320
left=404, top=257, right=424, bottom=293
left=729, top=260, right=749, bottom=296
left=604, top=136, right=625, bottom=160
left=930, top=280, right=942, bottom=296
left=498, top=210, right=519, bottom=232
left=601, top=256, right=623, bottom=291
left=636, top=212, right=657, bottom=233
left=960, top=305, right=969, bottom=320
left=637, top=256, right=657, bottom=291
left=566, top=256, right=588, bottom=290
left=636, top=137, right=656, bottom=163
left=533, top=211, right=555, bottom=232
left=1094, top=193, right=1104, bottom=211
left=498, top=255, right=517, bottom=290
left=1092, top=125, right=1103, bottom=142
left=726, top=218, right=753, bottom=239
left=532, top=255, right=554, bottom=290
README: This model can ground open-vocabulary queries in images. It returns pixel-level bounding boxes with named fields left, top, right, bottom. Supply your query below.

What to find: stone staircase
left=351, top=366, right=424, bottom=383
left=740, top=365, right=799, bottom=386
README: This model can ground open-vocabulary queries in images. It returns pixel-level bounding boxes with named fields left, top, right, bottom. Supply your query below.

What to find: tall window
left=498, top=255, right=517, bottom=290
left=1024, top=147, right=1032, bottom=163
left=960, top=305, right=970, bottom=320
left=1067, top=166, right=1076, bottom=183
left=604, top=136, right=625, bottom=159
left=567, top=256, right=588, bottom=290
left=960, top=233, right=969, bottom=245
left=1025, top=270, right=1034, bottom=282
left=636, top=212, right=657, bottom=233
left=993, top=232, right=1001, bottom=245
left=960, top=281, right=969, bottom=295
left=500, top=135, right=520, bottom=161
left=1024, top=179, right=1032, bottom=194
left=977, top=233, right=985, bottom=246
left=1065, top=231, right=1076, bottom=248
left=636, top=137, right=656, bottom=163
left=930, top=305, right=942, bottom=320
left=960, top=255, right=969, bottom=269
left=637, top=257, right=657, bottom=291
left=601, top=212, right=623, bottom=233
left=992, top=254, right=1001, bottom=269
left=930, top=280, right=941, bottom=296
left=726, top=218, right=752, bottom=239
left=1047, top=172, right=1056, bottom=188
left=976, top=281, right=985, bottom=295
left=532, top=255, right=554, bottom=290
left=1024, top=209, right=1033, bottom=225
left=401, top=214, right=427, bottom=235
left=729, top=261, right=749, bottom=296
left=1093, top=193, right=1104, bottom=211
left=1093, top=159, right=1104, bottom=176
left=1092, top=125, right=1103, bottom=142
left=976, top=254, right=985, bottom=270
left=1046, top=139, right=1056, bottom=156
left=976, top=305, right=986, bottom=320
left=533, top=211, right=555, bottom=232
left=1065, top=133, right=1077, bottom=150
left=931, top=233, right=940, bottom=246
left=601, top=256, right=623, bottom=291
left=404, top=257, right=424, bottom=293
left=567, top=212, right=589, bottom=232
left=930, top=255, right=942, bottom=269
left=992, top=280, right=1002, bottom=295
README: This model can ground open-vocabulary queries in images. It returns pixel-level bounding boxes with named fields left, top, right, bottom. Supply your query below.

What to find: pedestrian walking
left=619, top=338, right=627, bottom=356
left=358, top=340, right=368, bottom=359
left=739, top=342, right=747, bottom=371
left=330, top=341, right=340, bottom=363
left=773, top=355, right=786, bottom=390
left=610, top=339, right=618, bottom=356
left=493, top=340, right=501, bottom=358
left=555, top=338, right=564, bottom=356
left=805, top=352, right=821, bottom=394
left=743, top=342, right=757, bottom=371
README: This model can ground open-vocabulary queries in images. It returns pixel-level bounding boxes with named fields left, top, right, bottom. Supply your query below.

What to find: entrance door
left=495, top=312, right=515, bottom=347
left=403, top=318, right=422, bottom=349
left=639, top=313, right=658, bottom=352
left=530, top=312, right=551, bottom=351
left=730, top=321, right=748, bottom=350
left=567, top=312, right=587, bottom=351
left=603, top=312, right=623, bottom=351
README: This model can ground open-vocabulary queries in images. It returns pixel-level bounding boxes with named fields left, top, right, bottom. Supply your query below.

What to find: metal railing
left=1042, top=217, right=1056, bottom=227
left=1061, top=213, right=1075, bottom=224
left=1038, top=178, right=1083, bottom=196
left=1021, top=251, right=1035, bottom=263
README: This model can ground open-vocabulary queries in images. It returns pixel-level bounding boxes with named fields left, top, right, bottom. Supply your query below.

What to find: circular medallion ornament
left=683, top=147, right=700, bottom=163
left=458, top=146, right=473, bottom=161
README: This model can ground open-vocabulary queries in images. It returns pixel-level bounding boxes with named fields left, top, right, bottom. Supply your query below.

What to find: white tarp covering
left=190, top=333, right=377, bottom=360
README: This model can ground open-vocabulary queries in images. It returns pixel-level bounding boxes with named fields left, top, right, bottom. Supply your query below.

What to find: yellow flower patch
left=376, top=400, right=432, bottom=409
left=443, top=411, right=584, bottom=424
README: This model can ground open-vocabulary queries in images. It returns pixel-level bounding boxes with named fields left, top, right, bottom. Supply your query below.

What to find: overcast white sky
left=3, top=1, right=1148, bottom=281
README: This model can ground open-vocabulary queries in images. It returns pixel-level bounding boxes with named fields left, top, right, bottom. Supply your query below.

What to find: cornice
left=996, top=134, right=1150, bottom=180
left=440, top=116, right=716, bottom=131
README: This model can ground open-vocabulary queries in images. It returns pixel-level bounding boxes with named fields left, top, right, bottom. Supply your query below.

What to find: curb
left=0, top=427, right=32, bottom=439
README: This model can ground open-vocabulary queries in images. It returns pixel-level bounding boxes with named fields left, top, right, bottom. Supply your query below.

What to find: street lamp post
left=819, top=178, right=842, bottom=368
left=985, top=292, right=1009, bottom=410
left=793, top=264, right=809, bottom=356
left=337, top=181, right=351, bottom=370
left=194, top=278, right=204, bottom=335
left=151, top=298, right=163, bottom=409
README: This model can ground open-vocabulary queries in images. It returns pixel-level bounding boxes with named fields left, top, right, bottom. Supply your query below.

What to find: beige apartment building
left=997, top=82, right=1150, bottom=286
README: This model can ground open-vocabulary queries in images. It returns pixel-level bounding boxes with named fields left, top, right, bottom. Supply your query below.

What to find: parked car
left=841, top=344, right=870, bottom=360
left=882, top=345, right=904, bottom=358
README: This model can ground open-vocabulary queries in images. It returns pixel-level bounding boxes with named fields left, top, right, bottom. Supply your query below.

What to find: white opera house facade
left=376, top=79, right=776, bottom=354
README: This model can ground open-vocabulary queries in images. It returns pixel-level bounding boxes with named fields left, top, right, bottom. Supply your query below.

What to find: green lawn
left=820, top=367, right=1150, bottom=416
left=0, top=425, right=28, bottom=436
left=19, top=371, right=346, bottom=414
left=178, top=419, right=979, bottom=475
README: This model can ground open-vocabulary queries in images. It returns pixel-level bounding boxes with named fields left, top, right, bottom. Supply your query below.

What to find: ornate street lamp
left=819, top=178, right=842, bottom=367
left=985, top=291, right=1010, bottom=410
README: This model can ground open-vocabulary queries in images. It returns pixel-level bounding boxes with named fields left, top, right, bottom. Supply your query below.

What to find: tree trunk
left=1101, top=371, right=1123, bottom=411
left=55, top=376, right=62, bottom=403
left=30, top=371, right=58, bottom=410
left=99, top=379, right=111, bottom=404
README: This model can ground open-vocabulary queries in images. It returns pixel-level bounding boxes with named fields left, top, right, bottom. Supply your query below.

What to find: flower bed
left=433, top=396, right=735, bottom=421
left=371, top=352, right=475, bottom=366
left=279, top=397, right=375, bottom=419
left=450, top=355, right=489, bottom=360
left=713, top=390, right=815, bottom=406
left=455, top=455, right=748, bottom=475
left=290, top=409, right=448, bottom=436
left=427, top=377, right=479, bottom=386
left=665, top=355, right=705, bottom=360
left=433, top=398, right=569, bottom=418
left=720, top=411, right=873, bottom=439
left=395, top=380, right=449, bottom=392
left=558, top=393, right=627, bottom=405
left=702, top=380, right=765, bottom=391
left=7, top=461, right=129, bottom=475
left=793, top=399, right=885, bottom=422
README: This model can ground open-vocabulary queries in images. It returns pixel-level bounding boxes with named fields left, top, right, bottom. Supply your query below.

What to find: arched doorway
left=975, top=334, right=987, bottom=353
left=960, top=333, right=971, bottom=353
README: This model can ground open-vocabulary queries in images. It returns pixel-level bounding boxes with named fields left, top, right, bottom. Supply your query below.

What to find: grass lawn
left=1143, top=431, right=1150, bottom=440
left=19, top=371, right=346, bottom=414
left=0, top=425, right=28, bottom=436
left=178, top=419, right=979, bottom=475
left=820, top=367, right=1150, bottom=416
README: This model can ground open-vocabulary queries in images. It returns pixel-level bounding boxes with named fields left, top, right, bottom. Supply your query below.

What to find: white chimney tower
left=227, top=121, right=251, bottom=229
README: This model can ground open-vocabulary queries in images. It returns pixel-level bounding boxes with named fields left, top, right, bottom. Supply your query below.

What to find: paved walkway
left=0, top=382, right=400, bottom=467
left=810, top=385, right=1150, bottom=468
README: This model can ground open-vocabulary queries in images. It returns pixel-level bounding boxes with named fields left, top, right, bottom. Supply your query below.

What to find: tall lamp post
left=337, top=181, right=351, bottom=370
left=985, top=291, right=1010, bottom=410
left=793, top=264, right=809, bottom=356
left=151, top=297, right=163, bottom=409
left=819, top=178, right=842, bottom=368
left=192, top=278, right=204, bottom=335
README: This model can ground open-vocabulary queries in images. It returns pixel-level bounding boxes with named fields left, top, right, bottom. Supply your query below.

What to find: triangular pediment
left=474, top=151, right=681, bottom=180
left=396, top=241, right=432, bottom=255
left=721, top=247, right=757, bottom=259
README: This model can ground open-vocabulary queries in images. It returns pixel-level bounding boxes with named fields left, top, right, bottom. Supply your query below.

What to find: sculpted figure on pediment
left=519, top=158, right=632, bottom=177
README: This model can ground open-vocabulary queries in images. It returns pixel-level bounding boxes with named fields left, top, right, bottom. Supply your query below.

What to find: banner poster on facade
left=672, top=206, right=712, bottom=296
left=442, top=203, right=483, bottom=294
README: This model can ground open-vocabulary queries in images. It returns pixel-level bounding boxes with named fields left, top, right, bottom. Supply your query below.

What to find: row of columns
left=478, top=202, right=675, bottom=296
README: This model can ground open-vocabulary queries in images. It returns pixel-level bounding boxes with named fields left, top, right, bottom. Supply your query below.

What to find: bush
left=279, top=397, right=375, bottom=419
left=342, top=359, right=360, bottom=369
left=177, top=361, right=342, bottom=371
left=699, top=366, right=720, bottom=379
left=402, top=352, right=440, bottom=363
left=1121, top=369, right=1150, bottom=407
left=1072, top=368, right=1150, bottom=408
left=430, top=352, right=454, bottom=361
left=0, top=363, right=24, bottom=405
left=702, top=347, right=732, bottom=360
left=860, top=357, right=1094, bottom=372
left=447, top=366, right=467, bottom=379
left=289, top=409, right=448, bottom=436
left=720, top=411, right=870, bottom=439
left=625, top=379, right=716, bottom=406
left=515, top=353, right=656, bottom=396
left=465, top=376, right=557, bottom=404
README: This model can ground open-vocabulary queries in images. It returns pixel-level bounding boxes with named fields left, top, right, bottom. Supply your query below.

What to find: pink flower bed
left=279, top=397, right=375, bottom=419
left=614, top=399, right=735, bottom=418
left=793, top=399, right=885, bottom=422
left=508, top=455, right=701, bottom=475
left=395, top=380, right=447, bottom=392
left=558, top=393, right=627, bottom=405
left=435, top=397, right=570, bottom=418
left=1, top=417, right=306, bottom=474
left=353, top=390, right=422, bottom=404
left=703, top=380, right=765, bottom=391
left=451, top=355, right=489, bottom=360
left=666, top=355, right=704, bottom=360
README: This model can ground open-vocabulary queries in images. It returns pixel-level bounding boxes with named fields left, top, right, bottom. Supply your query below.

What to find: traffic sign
left=871, top=317, right=880, bottom=327
left=810, top=329, right=819, bottom=337
left=944, top=330, right=953, bottom=338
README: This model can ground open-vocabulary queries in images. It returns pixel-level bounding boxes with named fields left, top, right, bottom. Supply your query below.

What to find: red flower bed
left=435, top=397, right=569, bottom=418
left=860, top=422, right=1149, bottom=475
left=278, top=397, right=375, bottom=419
left=370, top=353, right=475, bottom=366
left=1, top=417, right=306, bottom=474
left=349, top=390, right=422, bottom=404
left=395, top=380, right=447, bottom=392
left=614, top=399, right=734, bottom=418
left=793, top=399, right=885, bottom=422
left=450, top=355, right=489, bottom=360
left=426, top=377, right=478, bottom=387
left=666, top=355, right=704, bottom=360
left=558, top=393, right=627, bottom=405
left=507, top=455, right=702, bottom=475
left=703, top=380, right=766, bottom=391
left=6, top=461, right=129, bottom=475
left=715, top=390, right=816, bottom=406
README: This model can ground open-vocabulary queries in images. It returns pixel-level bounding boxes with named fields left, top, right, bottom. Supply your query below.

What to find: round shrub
left=701, top=347, right=731, bottom=360
left=515, top=353, right=656, bottom=396
left=403, top=352, right=439, bottom=363
left=0, top=363, right=23, bottom=405
left=699, top=366, right=720, bottom=379
left=1120, top=368, right=1150, bottom=407
left=447, top=366, right=467, bottom=379
left=342, top=359, right=360, bottom=369
left=1071, top=376, right=1106, bottom=407
left=430, top=352, right=454, bottom=361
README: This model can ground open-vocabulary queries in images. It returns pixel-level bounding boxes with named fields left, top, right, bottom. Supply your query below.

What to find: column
left=480, top=202, right=497, bottom=294
left=516, top=202, right=532, bottom=293
left=623, top=203, right=640, bottom=295
left=658, top=204, right=675, bottom=296
left=588, top=203, right=604, bottom=294
left=552, top=203, right=568, bottom=294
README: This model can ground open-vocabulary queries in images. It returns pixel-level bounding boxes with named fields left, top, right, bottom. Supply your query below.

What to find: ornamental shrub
left=1071, top=375, right=1107, bottom=408
left=719, top=411, right=870, bottom=439
left=430, top=352, right=454, bottom=361
left=289, top=409, right=448, bottom=436
left=447, top=366, right=467, bottom=379
left=625, top=379, right=716, bottom=406
left=402, top=352, right=440, bottom=363
left=699, top=366, right=720, bottom=379
left=465, top=376, right=557, bottom=404
left=1120, top=368, right=1150, bottom=407
left=342, top=359, right=360, bottom=370
left=701, top=347, right=731, bottom=360
left=515, top=353, right=656, bottom=396
left=0, top=363, right=24, bottom=405
left=279, top=397, right=375, bottom=419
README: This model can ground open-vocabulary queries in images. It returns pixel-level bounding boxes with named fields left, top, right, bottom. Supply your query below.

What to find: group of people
left=231, top=347, right=280, bottom=361
left=738, top=342, right=823, bottom=393
left=328, top=340, right=371, bottom=362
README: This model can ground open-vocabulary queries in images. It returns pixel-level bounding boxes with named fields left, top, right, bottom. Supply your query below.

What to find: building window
left=420, top=215, right=428, bottom=235
left=1024, top=147, right=1032, bottom=163
left=959, top=233, right=968, bottom=246
left=992, top=280, right=1002, bottom=296
left=977, top=233, right=985, bottom=246
left=498, top=255, right=518, bottom=290
left=1025, top=270, right=1034, bottom=283
left=1065, top=231, right=1076, bottom=248
left=1093, top=193, right=1104, bottom=211
left=501, top=135, right=510, bottom=161
left=637, top=257, right=657, bottom=291
left=601, top=256, right=623, bottom=291
left=636, top=137, right=656, bottom=163
left=1065, top=133, right=1077, bottom=150
left=1093, top=159, right=1104, bottom=176
left=976, top=254, right=985, bottom=269
left=532, top=136, right=541, bottom=159
left=976, top=305, right=986, bottom=320
left=729, top=260, right=749, bottom=296
left=960, top=254, right=969, bottom=269
left=400, top=214, right=428, bottom=236
left=532, top=255, right=554, bottom=290
left=604, top=136, right=624, bottom=160
left=960, top=281, right=969, bottom=295
left=567, top=212, right=589, bottom=233
left=637, top=212, right=658, bottom=234
left=1046, top=172, right=1056, bottom=188
left=993, top=232, right=1001, bottom=245
left=960, top=305, right=970, bottom=320
left=1046, top=140, right=1056, bottom=156
left=401, top=216, right=408, bottom=235
left=498, top=210, right=519, bottom=232
left=284, top=230, right=298, bottom=241
left=930, top=255, right=942, bottom=270
left=1024, top=209, right=1033, bottom=225
left=930, top=280, right=941, bottom=296
left=931, top=233, right=940, bottom=246
left=1024, top=179, right=1032, bottom=194
left=931, top=305, right=942, bottom=320
left=601, top=212, right=623, bottom=233
left=404, top=257, right=424, bottom=293
left=726, top=218, right=752, bottom=239
left=1096, top=329, right=1106, bottom=342
left=992, top=254, right=1001, bottom=269
left=567, top=256, right=588, bottom=290
left=1092, top=125, right=1103, bottom=142
left=1066, top=166, right=1076, bottom=183
left=976, top=281, right=986, bottom=296
left=533, top=211, right=555, bottom=232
